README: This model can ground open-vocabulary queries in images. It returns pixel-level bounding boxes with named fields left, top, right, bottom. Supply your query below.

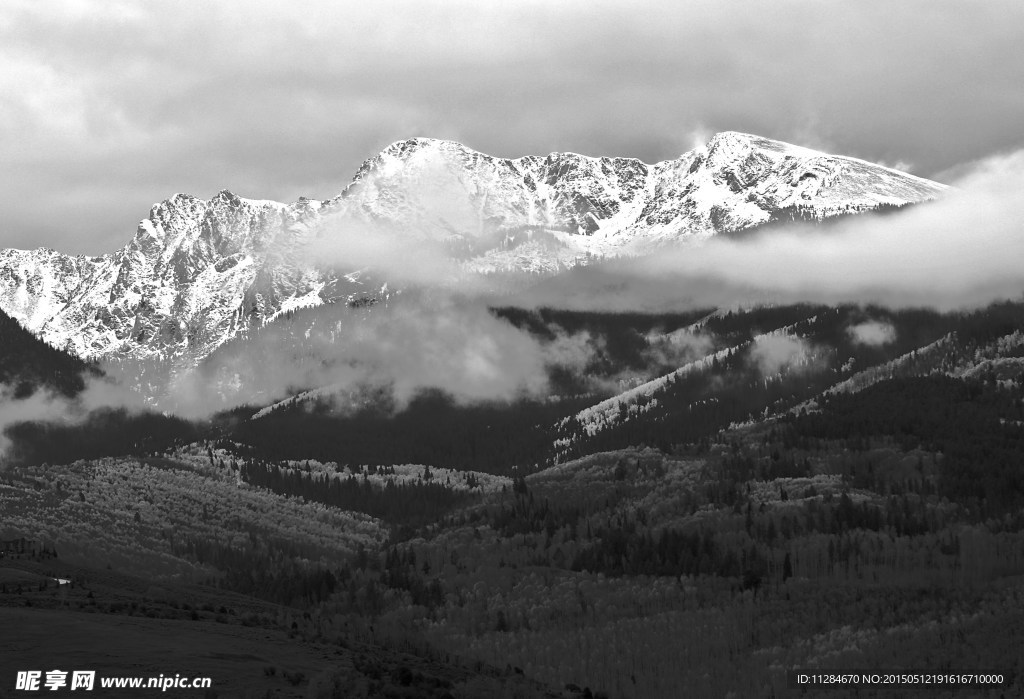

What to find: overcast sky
left=3, top=0, right=1023, bottom=254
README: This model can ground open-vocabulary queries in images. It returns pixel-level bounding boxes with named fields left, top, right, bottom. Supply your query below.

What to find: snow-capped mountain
left=0, top=192, right=338, bottom=362
left=0, top=132, right=947, bottom=363
left=346, top=131, right=946, bottom=271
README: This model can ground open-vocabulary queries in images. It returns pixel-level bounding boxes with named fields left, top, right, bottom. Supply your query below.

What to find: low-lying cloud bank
left=848, top=320, right=897, bottom=346
left=0, top=376, right=147, bottom=460
left=6, top=147, right=1024, bottom=439
left=161, top=292, right=611, bottom=418
left=506, top=148, right=1024, bottom=312
left=749, top=335, right=814, bottom=377
left=116, top=146, right=1024, bottom=417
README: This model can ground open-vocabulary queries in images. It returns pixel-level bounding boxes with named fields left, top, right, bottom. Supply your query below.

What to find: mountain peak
left=0, top=132, right=948, bottom=364
left=706, top=130, right=762, bottom=145
left=381, top=137, right=473, bottom=158
left=702, top=130, right=826, bottom=160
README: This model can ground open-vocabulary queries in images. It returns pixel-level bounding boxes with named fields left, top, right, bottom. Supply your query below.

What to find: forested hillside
left=4, top=301, right=1024, bottom=696
left=0, top=307, right=97, bottom=398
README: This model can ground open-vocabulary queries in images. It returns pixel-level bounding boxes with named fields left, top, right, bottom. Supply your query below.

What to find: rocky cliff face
left=0, top=192, right=336, bottom=362
left=0, top=132, right=946, bottom=363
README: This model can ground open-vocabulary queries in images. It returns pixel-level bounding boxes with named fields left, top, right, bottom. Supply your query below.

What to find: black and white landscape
left=2, top=3, right=1024, bottom=698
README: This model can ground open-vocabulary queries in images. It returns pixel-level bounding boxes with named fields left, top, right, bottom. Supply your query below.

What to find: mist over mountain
left=505, top=147, right=1024, bottom=313
left=4, top=132, right=1024, bottom=441
left=0, top=132, right=946, bottom=370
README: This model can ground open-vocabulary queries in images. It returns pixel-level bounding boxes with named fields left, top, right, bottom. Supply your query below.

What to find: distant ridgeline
left=0, top=131, right=947, bottom=366
left=2, top=408, right=201, bottom=467
left=226, top=301, right=1024, bottom=477
left=550, top=301, right=1024, bottom=464
left=0, top=307, right=98, bottom=398
left=4, top=300, right=1024, bottom=477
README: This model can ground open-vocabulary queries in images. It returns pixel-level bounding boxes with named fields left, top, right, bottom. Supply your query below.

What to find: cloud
left=0, top=375, right=146, bottom=462
left=878, top=160, right=914, bottom=174
left=306, top=162, right=501, bottom=289
left=749, top=335, right=811, bottom=376
left=160, top=291, right=566, bottom=416
left=542, top=329, right=601, bottom=372
left=848, top=320, right=896, bottom=346
left=0, top=389, right=76, bottom=458
left=159, top=286, right=724, bottom=417
left=308, top=216, right=462, bottom=288
left=509, top=148, right=1024, bottom=312
left=643, top=328, right=715, bottom=369
left=2, top=0, right=1024, bottom=254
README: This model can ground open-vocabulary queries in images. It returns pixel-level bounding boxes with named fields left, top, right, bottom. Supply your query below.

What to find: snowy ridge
left=553, top=310, right=830, bottom=458
left=567, top=314, right=822, bottom=432
left=330, top=132, right=947, bottom=271
left=565, top=345, right=735, bottom=436
left=782, top=329, right=1024, bottom=419
left=823, top=333, right=955, bottom=397
left=0, top=132, right=947, bottom=363
left=953, top=331, right=1024, bottom=378
left=0, top=192, right=335, bottom=363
